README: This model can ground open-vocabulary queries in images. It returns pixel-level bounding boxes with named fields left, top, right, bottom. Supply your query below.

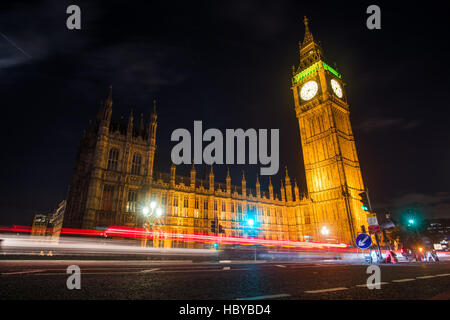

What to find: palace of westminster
left=61, top=18, right=369, bottom=246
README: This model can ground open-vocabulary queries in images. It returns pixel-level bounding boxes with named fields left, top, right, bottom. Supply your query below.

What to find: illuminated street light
left=156, top=207, right=163, bottom=217
left=142, top=206, right=149, bottom=216
left=321, top=226, right=330, bottom=236
left=247, top=218, right=254, bottom=227
left=150, top=201, right=157, bottom=209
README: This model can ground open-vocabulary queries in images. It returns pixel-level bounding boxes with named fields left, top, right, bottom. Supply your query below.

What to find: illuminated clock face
left=300, top=80, right=318, bottom=101
left=330, top=79, right=343, bottom=98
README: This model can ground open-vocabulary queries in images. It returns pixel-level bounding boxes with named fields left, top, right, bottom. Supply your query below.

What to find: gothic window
left=126, top=190, right=137, bottom=213
left=173, top=196, right=178, bottom=207
left=214, top=200, right=217, bottom=211
left=222, top=201, right=226, bottom=212
left=107, top=148, right=119, bottom=171
left=204, top=200, right=208, bottom=210
left=195, top=197, right=199, bottom=209
left=131, top=153, right=142, bottom=175
left=184, top=196, right=188, bottom=208
left=304, top=212, right=311, bottom=224
left=101, top=185, right=114, bottom=211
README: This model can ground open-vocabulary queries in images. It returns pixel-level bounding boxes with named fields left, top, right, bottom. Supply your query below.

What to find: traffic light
left=361, top=225, right=366, bottom=234
left=210, top=220, right=217, bottom=233
left=359, top=191, right=370, bottom=212
left=218, top=224, right=225, bottom=234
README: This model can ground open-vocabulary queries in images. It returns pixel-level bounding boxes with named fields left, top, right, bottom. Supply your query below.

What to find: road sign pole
left=366, top=189, right=383, bottom=263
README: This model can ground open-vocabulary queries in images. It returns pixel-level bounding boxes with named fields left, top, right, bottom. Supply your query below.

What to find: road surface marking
left=392, top=279, right=415, bottom=283
left=275, top=265, right=286, bottom=268
left=140, top=268, right=160, bottom=273
left=305, top=287, right=348, bottom=293
left=416, top=275, right=436, bottom=279
left=356, top=282, right=389, bottom=287
left=435, top=273, right=450, bottom=277
left=223, top=266, right=230, bottom=270
left=1, top=269, right=45, bottom=275
left=236, top=293, right=291, bottom=300
left=219, top=260, right=231, bottom=263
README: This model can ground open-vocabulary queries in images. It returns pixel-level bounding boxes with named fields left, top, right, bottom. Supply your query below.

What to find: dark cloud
left=382, top=192, right=450, bottom=220
left=358, top=116, right=422, bottom=132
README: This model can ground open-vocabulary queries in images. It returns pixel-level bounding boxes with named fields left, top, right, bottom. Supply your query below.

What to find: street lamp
left=321, top=226, right=330, bottom=236
left=141, top=201, right=163, bottom=248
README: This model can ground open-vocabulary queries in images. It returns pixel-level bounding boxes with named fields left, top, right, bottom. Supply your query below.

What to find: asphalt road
left=0, top=260, right=449, bottom=299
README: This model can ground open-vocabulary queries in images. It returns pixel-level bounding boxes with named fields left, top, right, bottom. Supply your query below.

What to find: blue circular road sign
left=355, top=233, right=372, bottom=249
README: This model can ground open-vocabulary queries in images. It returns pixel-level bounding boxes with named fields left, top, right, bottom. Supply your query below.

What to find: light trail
left=1, top=225, right=449, bottom=261
left=0, top=225, right=349, bottom=249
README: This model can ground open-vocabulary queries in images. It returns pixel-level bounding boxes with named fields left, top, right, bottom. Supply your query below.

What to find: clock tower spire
left=292, top=18, right=368, bottom=244
left=297, top=16, right=325, bottom=71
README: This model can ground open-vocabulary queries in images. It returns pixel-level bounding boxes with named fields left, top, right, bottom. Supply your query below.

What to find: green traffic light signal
left=408, top=219, right=414, bottom=224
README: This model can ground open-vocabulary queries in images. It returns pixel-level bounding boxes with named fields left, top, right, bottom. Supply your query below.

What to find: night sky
left=1, top=0, right=449, bottom=226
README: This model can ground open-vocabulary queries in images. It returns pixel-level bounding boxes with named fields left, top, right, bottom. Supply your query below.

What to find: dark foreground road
left=0, top=260, right=449, bottom=299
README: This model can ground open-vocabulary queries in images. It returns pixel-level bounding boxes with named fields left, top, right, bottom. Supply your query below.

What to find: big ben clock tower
left=292, top=17, right=368, bottom=244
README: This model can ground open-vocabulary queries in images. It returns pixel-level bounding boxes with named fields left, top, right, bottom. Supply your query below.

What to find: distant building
left=31, top=214, right=50, bottom=236
left=49, top=200, right=66, bottom=241
left=31, top=200, right=66, bottom=240
left=424, top=219, right=450, bottom=242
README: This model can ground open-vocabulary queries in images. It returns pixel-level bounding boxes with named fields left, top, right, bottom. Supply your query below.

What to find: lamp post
left=321, top=226, right=330, bottom=237
left=321, top=226, right=330, bottom=254
left=245, top=217, right=257, bottom=261
left=141, top=201, right=163, bottom=248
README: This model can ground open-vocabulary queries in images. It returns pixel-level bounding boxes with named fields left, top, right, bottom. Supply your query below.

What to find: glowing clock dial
left=300, top=80, right=318, bottom=101
left=330, top=79, right=343, bottom=98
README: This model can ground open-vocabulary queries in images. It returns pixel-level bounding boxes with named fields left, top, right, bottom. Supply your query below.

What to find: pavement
left=1, top=259, right=449, bottom=299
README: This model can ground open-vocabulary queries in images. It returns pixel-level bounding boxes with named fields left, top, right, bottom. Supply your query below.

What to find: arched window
left=131, top=153, right=142, bottom=175
left=101, top=185, right=114, bottom=211
left=107, top=148, right=119, bottom=171
left=126, top=190, right=137, bottom=213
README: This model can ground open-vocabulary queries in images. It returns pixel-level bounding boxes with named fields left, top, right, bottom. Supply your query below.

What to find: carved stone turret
left=226, top=168, right=231, bottom=195
left=256, top=174, right=261, bottom=198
